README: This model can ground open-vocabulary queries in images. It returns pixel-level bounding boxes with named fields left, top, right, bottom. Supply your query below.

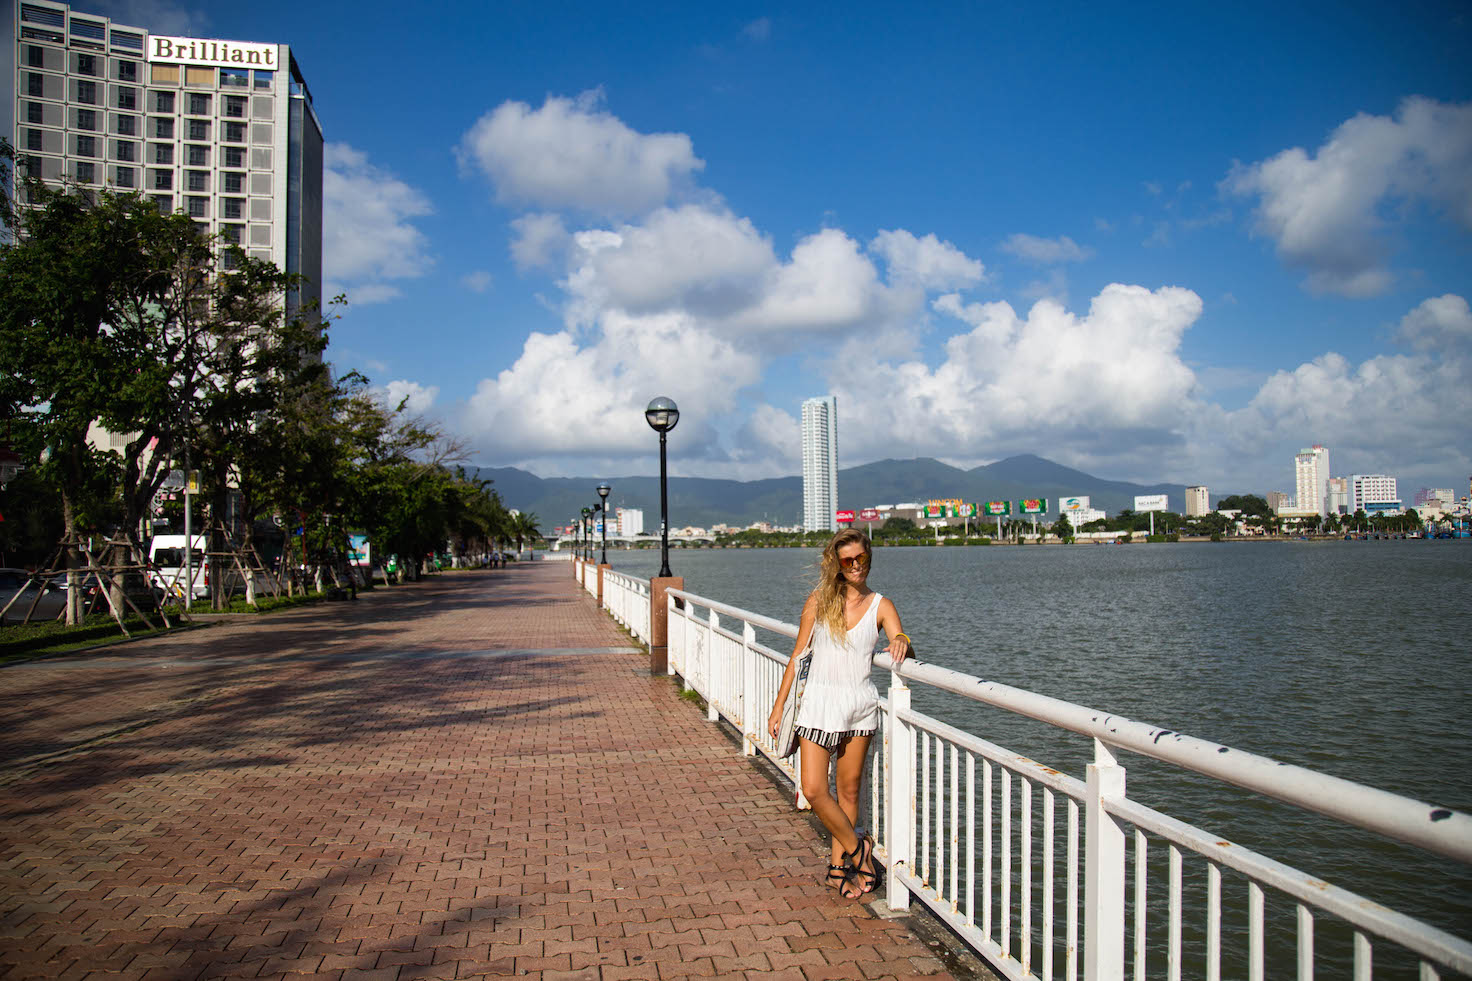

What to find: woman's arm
left=877, top=597, right=912, bottom=668
left=767, top=593, right=819, bottom=737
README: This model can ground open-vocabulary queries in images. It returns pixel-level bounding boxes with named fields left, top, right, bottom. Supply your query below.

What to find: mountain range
left=476, top=455, right=1203, bottom=531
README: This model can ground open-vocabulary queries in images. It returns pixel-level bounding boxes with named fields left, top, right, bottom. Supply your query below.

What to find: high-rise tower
left=801, top=396, right=838, bottom=533
left=1294, top=445, right=1331, bottom=517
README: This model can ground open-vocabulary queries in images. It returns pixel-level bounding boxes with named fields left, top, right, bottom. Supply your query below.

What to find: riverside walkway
left=0, top=563, right=970, bottom=981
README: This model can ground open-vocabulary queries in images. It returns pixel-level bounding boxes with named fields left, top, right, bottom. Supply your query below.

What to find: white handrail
left=655, top=584, right=1472, bottom=980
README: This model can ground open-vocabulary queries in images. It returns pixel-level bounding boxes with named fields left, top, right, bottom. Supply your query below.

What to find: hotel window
left=222, top=147, right=245, bottom=169
left=253, top=70, right=274, bottom=89
left=27, top=45, right=44, bottom=67
left=115, top=166, right=136, bottom=188
left=115, top=60, right=138, bottom=82
left=250, top=172, right=272, bottom=194
left=152, top=117, right=174, bottom=139
left=186, top=145, right=209, bottom=166
left=221, top=250, right=241, bottom=271
left=185, top=66, right=214, bottom=86
left=151, top=195, right=172, bottom=213
left=153, top=91, right=175, bottom=113
left=115, top=87, right=137, bottom=110
left=220, top=224, right=243, bottom=244
left=188, top=93, right=211, bottom=115
left=71, top=18, right=105, bottom=42
left=113, top=140, right=136, bottom=162
left=76, top=161, right=96, bottom=183
left=224, top=96, right=247, bottom=118
left=75, top=79, right=98, bottom=104
left=224, top=122, right=246, bottom=143
left=150, top=64, right=179, bottom=84
left=222, top=172, right=244, bottom=194
left=250, top=198, right=271, bottom=221
left=114, top=115, right=138, bottom=136
left=249, top=147, right=271, bottom=170
left=187, top=171, right=209, bottom=192
left=75, top=135, right=97, bottom=157
left=221, top=68, right=249, bottom=88
left=26, top=102, right=44, bottom=124
left=75, top=53, right=99, bottom=75
left=26, top=130, right=44, bottom=152
left=186, top=197, right=208, bottom=218
left=75, top=108, right=98, bottom=130
left=187, top=119, right=210, bottom=140
left=152, top=169, right=173, bottom=190
left=152, top=144, right=173, bottom=165
left=28, top=73, right=45, bottom=97
left=221, top=198, right=244, bottom=220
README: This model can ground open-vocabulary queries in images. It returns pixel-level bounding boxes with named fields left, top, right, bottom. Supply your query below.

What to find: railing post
left=1085, top=738, right=1127, bottom=981
left=706, top=608, right=720, bottom=721
left=649, top=576, right=682, bottom=676
left=886, top=669, right=914, bottom=909
left=741, top=622, right=758, bottom=756
left=596, top=563, right=608, bottom=607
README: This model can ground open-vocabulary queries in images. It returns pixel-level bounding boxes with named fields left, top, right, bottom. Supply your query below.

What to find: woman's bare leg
left=833, top=734, right=876, bottom=891
left=798, top=738, right=864, bottom=896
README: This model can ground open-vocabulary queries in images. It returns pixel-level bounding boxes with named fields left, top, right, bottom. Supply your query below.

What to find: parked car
left=0, top=568, right=67, bottom=624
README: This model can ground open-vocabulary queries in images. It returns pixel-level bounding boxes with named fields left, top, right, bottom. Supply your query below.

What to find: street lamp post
left=644, top=397, right=680, bottom=578
left=597, top=483, right=611, bottom=564
left=580, top=507, right=591, bottom=561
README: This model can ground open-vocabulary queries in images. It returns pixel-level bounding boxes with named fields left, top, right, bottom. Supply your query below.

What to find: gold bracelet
left=894, top=632, right=911, bottom=644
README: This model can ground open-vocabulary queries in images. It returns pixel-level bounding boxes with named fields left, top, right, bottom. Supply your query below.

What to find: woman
left=767, top=528, right=911, bottom=900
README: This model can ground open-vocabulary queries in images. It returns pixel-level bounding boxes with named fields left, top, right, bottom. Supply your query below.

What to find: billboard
left=348, top=534, right=371, bottom=567
left=984, top=501, right=1010, bottom=516
left=1060, top=496, right=1090, bottom=512
left=1134, top=494, right=1169, bottom=512
left=858, top=508, right=881, bottom=521
left=1018, top=498, right=1046, bottom=514
left=835, top=510, right=856, bottom=523
left=926, top=505, right=943, bottom=518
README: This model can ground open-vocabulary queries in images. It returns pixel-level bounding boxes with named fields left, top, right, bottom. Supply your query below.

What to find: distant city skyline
left=52, top=1, right=1472, bottom=493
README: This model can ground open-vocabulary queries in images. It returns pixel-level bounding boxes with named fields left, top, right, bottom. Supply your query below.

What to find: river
left=603, top=539, right=1472, bottom=976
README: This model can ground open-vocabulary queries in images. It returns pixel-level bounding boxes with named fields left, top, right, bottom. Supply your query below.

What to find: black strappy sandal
left=825, top=863, right=848, bottom=891
left=841, top=833, right=877, bottom=899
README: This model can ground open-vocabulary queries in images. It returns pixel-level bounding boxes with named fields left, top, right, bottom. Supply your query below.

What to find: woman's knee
left=801, top=773, right=832, bottom=803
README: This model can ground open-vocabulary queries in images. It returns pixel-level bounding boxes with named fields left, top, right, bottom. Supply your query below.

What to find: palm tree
left=511, top=512, right=542, bottom=554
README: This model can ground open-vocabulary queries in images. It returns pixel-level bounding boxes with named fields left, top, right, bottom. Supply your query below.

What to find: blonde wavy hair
left=813, top=529, right=873, bottom=639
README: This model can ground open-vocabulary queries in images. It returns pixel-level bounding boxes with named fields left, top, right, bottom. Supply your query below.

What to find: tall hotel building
left=1294, top=444, right=1331, bottom=517
left=801, top=396, right=838, bottom=533
left=1184, top=485, right=1209, bottom=517
left=5, top=0, right=322, bottom=317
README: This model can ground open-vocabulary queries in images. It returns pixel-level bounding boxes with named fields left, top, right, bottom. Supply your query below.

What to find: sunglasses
left=840, top=554, right=870, bottom=571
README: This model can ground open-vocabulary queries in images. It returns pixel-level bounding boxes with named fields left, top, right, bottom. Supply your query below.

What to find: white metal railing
left=661, top=587, right=1472, bottom=981
left=601, top=569, right=652, bottom=645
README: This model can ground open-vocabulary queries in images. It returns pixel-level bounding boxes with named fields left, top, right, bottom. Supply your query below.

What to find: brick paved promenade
left=0, top=563, right=967, bottom=981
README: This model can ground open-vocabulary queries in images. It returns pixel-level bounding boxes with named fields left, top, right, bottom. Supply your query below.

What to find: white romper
left=793, top=592, right=883, bottom=749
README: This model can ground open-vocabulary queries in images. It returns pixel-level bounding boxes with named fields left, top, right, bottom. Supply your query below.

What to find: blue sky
left=96, top=1, right=1472, bottom=496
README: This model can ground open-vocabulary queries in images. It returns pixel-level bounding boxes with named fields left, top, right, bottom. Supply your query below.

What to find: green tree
left=510, top=512, right=542, bottom=553
left=1050, top=514, right=1074, bottom=541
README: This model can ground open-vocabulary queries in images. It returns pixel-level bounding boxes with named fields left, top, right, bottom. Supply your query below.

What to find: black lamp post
left=597, top=483, right=611, bottom=564
left=644, top=397, right=680, bottom=578
left=580, top=507, right=591, bottom=560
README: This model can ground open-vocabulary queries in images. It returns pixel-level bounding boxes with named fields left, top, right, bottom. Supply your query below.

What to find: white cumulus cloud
left=1225, top=97, right=1472, bottom=297
left=378, top=380, right=439, bottom=415
left=871, top=230, right=986, bottom=290
left=323, top=143, right=434, bottom=306
left=457, top=90, right=705, bottom=217
left=1397, top=293, right=1472, bottom=350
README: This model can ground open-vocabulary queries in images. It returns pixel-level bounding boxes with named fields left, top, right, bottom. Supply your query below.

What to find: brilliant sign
left=148, top=36, right=278, bottom=70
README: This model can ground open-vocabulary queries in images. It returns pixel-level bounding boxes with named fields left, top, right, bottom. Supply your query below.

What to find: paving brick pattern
left=0, top=564, right=959, bottom=980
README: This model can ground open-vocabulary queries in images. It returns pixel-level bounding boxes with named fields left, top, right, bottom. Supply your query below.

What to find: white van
left=149, top=534, right=208, bottom=599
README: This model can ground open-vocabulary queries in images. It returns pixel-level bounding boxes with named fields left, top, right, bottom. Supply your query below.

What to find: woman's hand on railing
left=884, top=632, right=912, bottom=668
